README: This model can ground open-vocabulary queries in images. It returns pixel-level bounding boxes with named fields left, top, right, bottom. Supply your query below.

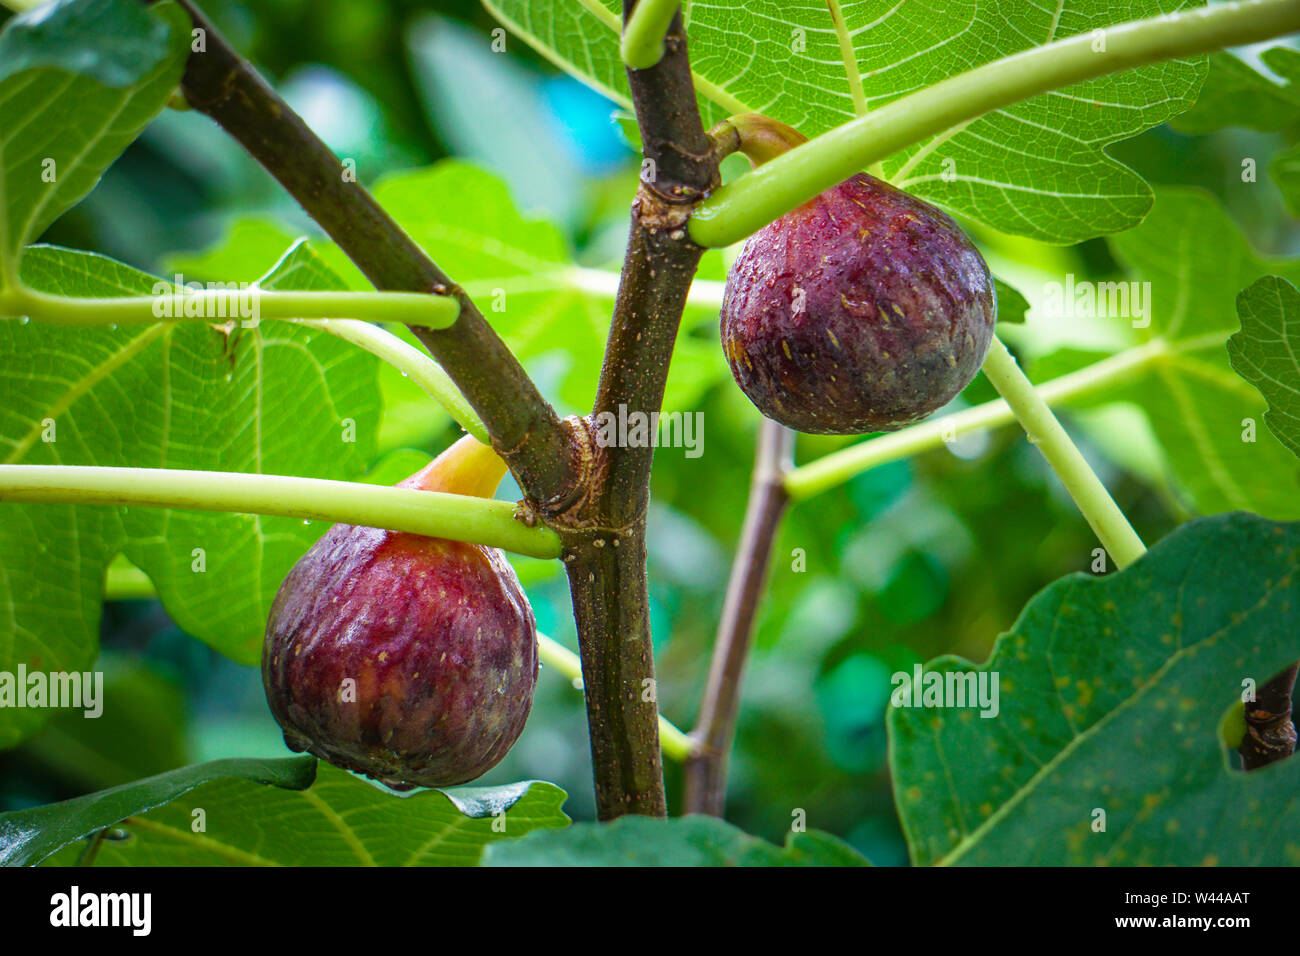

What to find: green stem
left=784, top=338, right=1165, bottom=500
left=689, top=0, right=1300, bottom=247
left=708, top=113, right=807, bottom=166
left=565, top=266, right=726, bottom=308
left=2, top=285, right=459, bottom=328
left=535, top=633, right=696, bottom=761
left=296, top=319, right=488, bottom=444
left=979, top=337, right=1146, bottom=568
left=621, top=0, right=681, bottom=70
left=0, top=465, right=561, bottom=559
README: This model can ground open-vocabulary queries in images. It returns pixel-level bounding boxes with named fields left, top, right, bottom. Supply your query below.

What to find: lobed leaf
left=0, top=0, right=190, bottom=260
left=0, top=245, right=381, bottom=746
left=1228, top=275, right=1300, bottom=459
left=891, top=512, right=1300, bottom=865
left=484, top=0, right=1207, bottom=243
left=0, top=756, right=318, bottom=866
left=29, top=762, right=569, bottom=867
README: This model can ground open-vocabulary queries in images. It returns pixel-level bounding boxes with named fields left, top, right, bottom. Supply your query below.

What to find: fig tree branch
left=532, top=632, right=697, bottom=762
left=0, top=465, right=561, bottom=559
left=1240, top=662, right=1299, bottom=770
left=169, top=1, right=578, bottom=508
left=683, top=418, right=794, bottom=816
left=557, top=0, right=719, bottom=820
left=689, top=0, right=1300, bottom=247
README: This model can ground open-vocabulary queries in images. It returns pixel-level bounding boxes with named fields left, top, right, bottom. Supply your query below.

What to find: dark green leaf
left=0, top=756, right=317, bottom=866
left=44, top=764, right=569, bottom=867
left=17, top=653, right=189, bottom=791
left=891, top=512, right=1300, bottom=865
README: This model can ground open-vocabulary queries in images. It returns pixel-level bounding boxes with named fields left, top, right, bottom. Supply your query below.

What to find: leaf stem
left=296, top=319, right=487, bottom=443
left=979, top=336, right=1146, bottom=568
left=3, top=285, right=459, bottom=328
left=0, top=465, right=561, bottom=559
left=783, top=338, right=1166, bottom=500
left=689, top=0, right=1300, bottom=247
left=621, top=0, right=680, bottom=70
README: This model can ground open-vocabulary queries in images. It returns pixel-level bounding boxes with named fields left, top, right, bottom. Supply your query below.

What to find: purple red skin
left=262, top=524, right=537, bottom=790
left=721, top=173, right=996, bottom=434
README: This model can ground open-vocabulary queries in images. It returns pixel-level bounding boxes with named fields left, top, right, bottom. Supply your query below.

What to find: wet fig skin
left=721, top=173, right=996, bottom=434
left=262, top=522, right=538, bottom=790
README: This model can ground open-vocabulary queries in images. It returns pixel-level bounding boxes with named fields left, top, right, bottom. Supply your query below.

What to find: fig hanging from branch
left=262, top=436, right=538, bottom=790
left=714, top=116, right=997, bottom=435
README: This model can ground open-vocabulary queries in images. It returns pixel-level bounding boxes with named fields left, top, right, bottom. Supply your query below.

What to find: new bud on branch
left=262, top=436, right=538, bottom=790
left=721, top=172, right=996, bottom=434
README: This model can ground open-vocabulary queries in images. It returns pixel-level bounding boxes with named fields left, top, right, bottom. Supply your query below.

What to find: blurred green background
left=1, top=0, right=1297, bottom=866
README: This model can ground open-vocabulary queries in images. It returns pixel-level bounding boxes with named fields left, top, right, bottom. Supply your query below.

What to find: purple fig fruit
left=720, top=173, right=996, bottom=434
left=262, top=436, right=537, bottom=790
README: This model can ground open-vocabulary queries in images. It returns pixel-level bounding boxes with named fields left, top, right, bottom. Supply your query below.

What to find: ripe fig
left=262, top=436, right=537, bottom=790
left=720, top=173, right=996, bottom=434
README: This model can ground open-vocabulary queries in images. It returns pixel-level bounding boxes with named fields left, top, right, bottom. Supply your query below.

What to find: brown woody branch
left=683, top=419, right=793, bottom=815
left=171, top=1, right=579, bottom=508
left=555, top=1, right=719, bottom=818
left=1240, top=662, right=1299, bottom=771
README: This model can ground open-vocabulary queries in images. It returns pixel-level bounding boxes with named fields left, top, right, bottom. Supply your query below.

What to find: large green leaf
left=484, top=814, right=870, bottom=866
left=34, top=763, right=569, bottom=867
left=1228, top=276, right=1300, bottom=459
left=890, top=512, right=1300, bottom=866
left=0, top=756, right=318, bottom=866
left=0, top=245, right=381, bottom=746
left=0, top=0, right=189, bottom=260
left=1036, top=190, right=1300, bottom=518
left=312, top=160, right=730, bottom=415
left=484, top=0, right=1205, bottom=243
left=1105, top=189, right=1300, bottom=518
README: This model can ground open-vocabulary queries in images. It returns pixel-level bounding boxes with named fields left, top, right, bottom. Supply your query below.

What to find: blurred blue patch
left=406, top=14, right=586, bottom=229
left=540, top=76, right=629, bottom=175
